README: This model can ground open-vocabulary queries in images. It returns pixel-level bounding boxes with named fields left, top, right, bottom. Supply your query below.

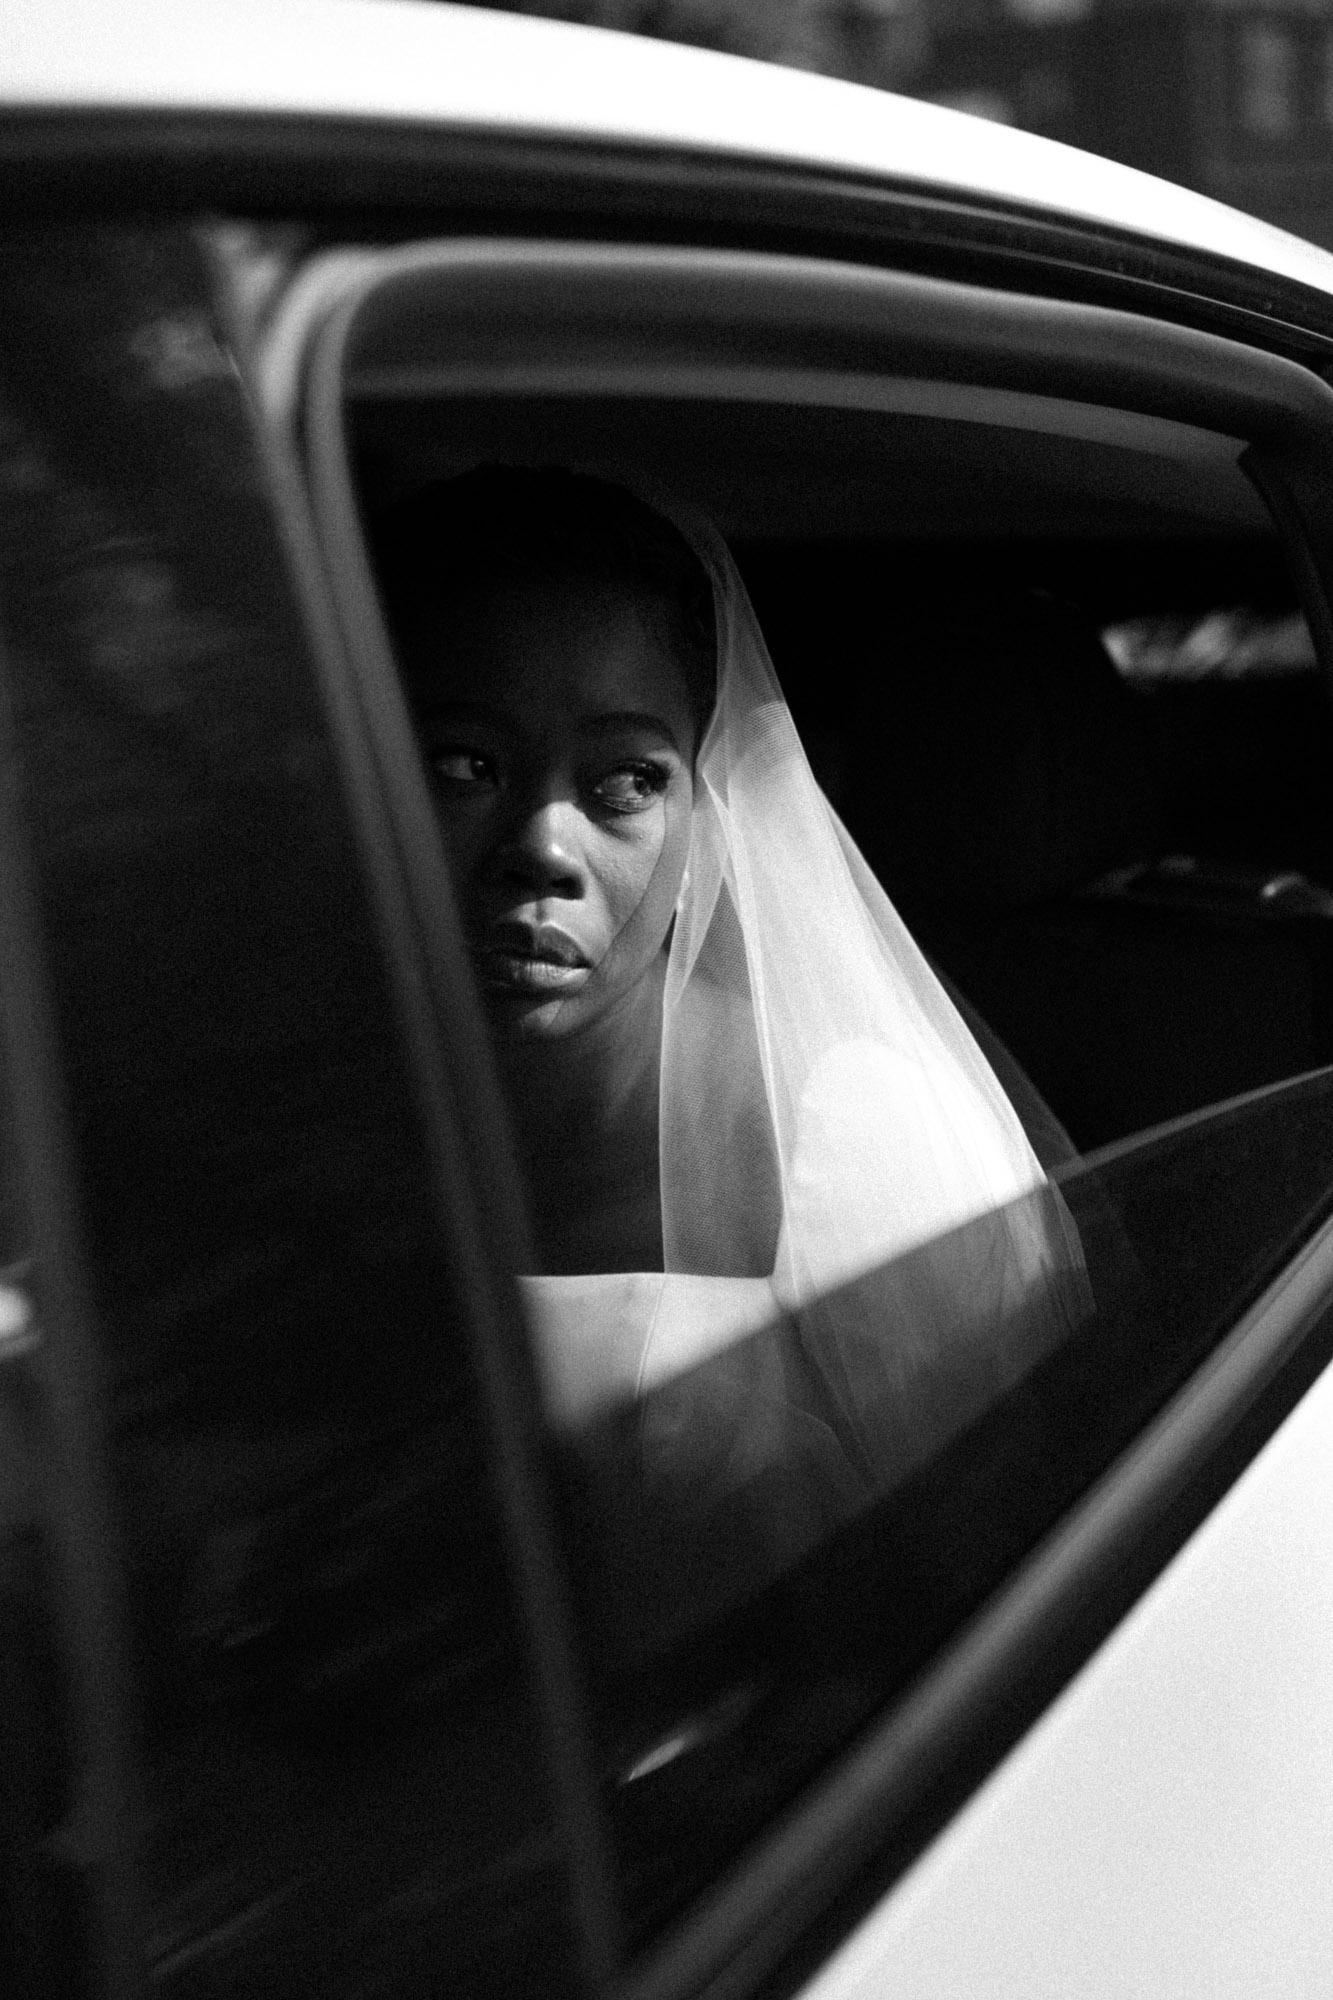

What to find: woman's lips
left=485, top=953, right=589, bottom=994
left=480, top=925, right=591, bottom=996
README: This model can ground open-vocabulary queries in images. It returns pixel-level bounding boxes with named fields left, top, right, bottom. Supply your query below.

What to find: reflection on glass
left=1237, top=20, right=1297, bottom=140
left=546, top=1070, right=1333, bottom=1937
left=0, top=226, right=580, bottom=2000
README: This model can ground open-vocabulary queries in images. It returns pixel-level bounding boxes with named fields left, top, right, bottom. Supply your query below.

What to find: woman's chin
left=484, top=985, right=587, bottom=1042
left=476, top=954, right=593, bottom=1038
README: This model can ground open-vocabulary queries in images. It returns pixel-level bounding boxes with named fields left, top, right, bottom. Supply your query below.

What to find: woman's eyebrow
left=409, top=695, right=510, bottom=731
left=582, top=710, right=683, bottom=752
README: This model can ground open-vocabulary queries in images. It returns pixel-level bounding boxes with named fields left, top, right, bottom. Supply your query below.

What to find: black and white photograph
left=5, top=2, right=1333, bottom=1995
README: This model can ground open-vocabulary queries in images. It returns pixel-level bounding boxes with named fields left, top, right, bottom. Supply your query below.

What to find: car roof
left=8, top=0, right=1333, bottom=302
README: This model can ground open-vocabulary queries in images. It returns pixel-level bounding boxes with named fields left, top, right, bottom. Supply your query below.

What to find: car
left=5, top=3, right=1333, bottom=1996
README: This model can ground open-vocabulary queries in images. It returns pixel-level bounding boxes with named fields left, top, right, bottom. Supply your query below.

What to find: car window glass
left=552, top=1071, right=1333, bottom=1935
left=1103, top=604, right=1317, bottom=680
left=1101, top=600, right=1333, bottom=908
left=0, top=1035, right=87, bottom=1997
left=0, top=224, right=587, bottom=2000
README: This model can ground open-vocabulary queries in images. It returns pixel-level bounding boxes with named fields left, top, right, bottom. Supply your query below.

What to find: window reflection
left=548, top=1071, right=1333, bottom=1936
left=1237, top=19, right=1298, bottom=139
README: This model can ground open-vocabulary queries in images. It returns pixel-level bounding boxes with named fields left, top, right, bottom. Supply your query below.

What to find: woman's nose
left=496, top=797, right=587, bottom=897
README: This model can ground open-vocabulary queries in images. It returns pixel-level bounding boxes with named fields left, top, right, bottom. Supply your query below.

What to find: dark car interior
left=348, top=376, right=1333, bottom=1161
left=741, top=538, right=1333, bottom=1151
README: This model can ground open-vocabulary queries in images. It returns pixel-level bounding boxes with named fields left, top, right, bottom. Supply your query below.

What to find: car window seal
left=261, top=237, right=1333, bottom=454
left=9, top=112, right=1333, bottom=368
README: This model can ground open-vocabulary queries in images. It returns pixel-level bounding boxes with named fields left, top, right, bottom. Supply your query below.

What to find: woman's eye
left=592, top=762, right=669, bottom=812
left=429, top=748, right=498, bottom=791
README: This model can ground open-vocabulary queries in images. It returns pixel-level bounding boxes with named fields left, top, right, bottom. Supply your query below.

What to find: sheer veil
left=382, top=459, right=1088, bottom=1497
left=656, top=508, right=1087, bottom=1461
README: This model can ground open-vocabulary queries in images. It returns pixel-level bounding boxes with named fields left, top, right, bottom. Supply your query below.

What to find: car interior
left=345, top=373, right=1333, bottom=1162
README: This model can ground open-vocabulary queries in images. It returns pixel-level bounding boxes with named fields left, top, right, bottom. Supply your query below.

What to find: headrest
left=846, top=588, right=1163, bottom=908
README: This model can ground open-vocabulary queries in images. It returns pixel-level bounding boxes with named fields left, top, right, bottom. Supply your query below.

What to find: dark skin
left=411, top=566, right=699, bottom=1273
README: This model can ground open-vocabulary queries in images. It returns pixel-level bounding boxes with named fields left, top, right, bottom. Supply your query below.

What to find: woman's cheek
left=610, top=829, right=662, bottom=931
left=659, top=789, right=695, bottom=898
left=642, top=810, right=691, bottom=946
left=600, top=812, right=676, bottom=949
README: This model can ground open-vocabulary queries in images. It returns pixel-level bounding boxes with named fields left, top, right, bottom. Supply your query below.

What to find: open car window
left=248, top=234, right=1333, bottom=1981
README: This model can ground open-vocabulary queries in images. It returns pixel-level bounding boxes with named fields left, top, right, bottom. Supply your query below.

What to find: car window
left=556, top=1074, right=1333, bottom=1935
left=0, top=223, right=592, bottom=2000
left=0, top=1037, right=87, bottom=1998
left=275, top=232, right=1333, bottom=1976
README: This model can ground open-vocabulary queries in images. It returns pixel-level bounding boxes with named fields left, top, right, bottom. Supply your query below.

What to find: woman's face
left=411, top=568, right=700, bottom=1042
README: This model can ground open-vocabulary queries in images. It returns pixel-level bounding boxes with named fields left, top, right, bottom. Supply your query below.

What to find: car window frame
left=11, top=108, right=1333, bottom=370
left=252, top=231, right=1333, bottom=2000
left=211, top=256, right=624, bottom=1996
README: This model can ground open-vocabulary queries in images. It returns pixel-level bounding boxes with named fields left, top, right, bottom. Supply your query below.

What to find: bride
left=377, top=467, right=1087, bottom=1582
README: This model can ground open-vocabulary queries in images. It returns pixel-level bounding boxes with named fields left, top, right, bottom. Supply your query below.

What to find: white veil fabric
left=647, top=510, right=1089, bottom=1491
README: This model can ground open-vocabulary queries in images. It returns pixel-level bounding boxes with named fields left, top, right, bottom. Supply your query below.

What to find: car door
left=7, top=95, right=1333, bottom=2000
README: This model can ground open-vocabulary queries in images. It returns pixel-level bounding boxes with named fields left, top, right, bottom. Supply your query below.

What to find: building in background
left=921, top=0, right=1333, bottom=249
left=470, top=0, right=929, bottom=81
left=469, top=0, right=1333, bottom=247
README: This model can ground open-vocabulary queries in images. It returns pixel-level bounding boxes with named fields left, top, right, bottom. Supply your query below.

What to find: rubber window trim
left=12, top=112, right=1333, bottom=367
left=282, top=238, right=1333, bottom=451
